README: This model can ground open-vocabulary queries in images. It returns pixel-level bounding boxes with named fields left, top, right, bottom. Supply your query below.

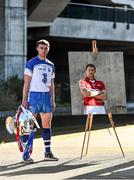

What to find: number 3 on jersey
left=42, top=73, right=47, bottom=84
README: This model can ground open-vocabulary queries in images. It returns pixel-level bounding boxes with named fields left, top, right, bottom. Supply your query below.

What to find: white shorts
left=84, top=106, right=106, bottom=115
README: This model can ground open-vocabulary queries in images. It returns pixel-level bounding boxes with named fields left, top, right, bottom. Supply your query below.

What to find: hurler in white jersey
left=22, top=39, right=58, bottom=162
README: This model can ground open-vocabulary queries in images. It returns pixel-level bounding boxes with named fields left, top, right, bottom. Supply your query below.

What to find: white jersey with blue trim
left=24, top=56, right=55, bottom=92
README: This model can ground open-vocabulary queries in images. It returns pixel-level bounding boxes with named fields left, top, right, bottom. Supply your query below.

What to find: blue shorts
left=28, top=92, right=52, bottom=113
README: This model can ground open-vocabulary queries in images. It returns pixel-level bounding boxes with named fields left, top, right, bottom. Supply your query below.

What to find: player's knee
left=42, top=121, right=51, bottom=128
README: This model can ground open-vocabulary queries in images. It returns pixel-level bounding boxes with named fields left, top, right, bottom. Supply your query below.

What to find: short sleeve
left=79, top=79, right=87, bottom=89
left=24, top=60, right=34, bottom=77
left=100, top=81, right=106, bottom=91
left=51, top=64, right=55, bottom=79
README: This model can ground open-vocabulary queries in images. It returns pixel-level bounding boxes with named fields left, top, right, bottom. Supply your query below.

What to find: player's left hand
left=95, top=93, right=107, bottom=100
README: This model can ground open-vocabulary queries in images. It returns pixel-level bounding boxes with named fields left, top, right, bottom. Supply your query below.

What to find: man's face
left=86, top=66, right=96, bottom=78
left=36, top=44, right=49, bottom=58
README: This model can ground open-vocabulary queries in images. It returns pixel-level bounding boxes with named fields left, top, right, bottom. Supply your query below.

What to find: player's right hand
left=21, top=99, right=28, bottom=109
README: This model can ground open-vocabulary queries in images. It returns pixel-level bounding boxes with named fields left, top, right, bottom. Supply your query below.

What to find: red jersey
left=80, top=77, right=106, bottom=106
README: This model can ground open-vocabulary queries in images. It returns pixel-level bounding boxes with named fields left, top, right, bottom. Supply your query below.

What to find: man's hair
left=85, top=64, right=96, bottom=70
left=36, top=39, right=50, bottom=47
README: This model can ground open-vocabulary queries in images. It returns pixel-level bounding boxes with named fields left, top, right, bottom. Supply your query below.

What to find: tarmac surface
left=1, top=124, right=134, bottom=179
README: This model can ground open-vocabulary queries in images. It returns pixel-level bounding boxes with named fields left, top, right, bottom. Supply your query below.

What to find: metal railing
left=59, top=2, right=134, bottom=24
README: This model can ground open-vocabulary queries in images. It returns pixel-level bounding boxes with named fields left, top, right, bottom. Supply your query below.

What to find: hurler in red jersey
left=79, top=64, right=107, bottom=114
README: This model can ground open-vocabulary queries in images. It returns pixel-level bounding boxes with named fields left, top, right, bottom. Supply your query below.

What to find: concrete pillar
left=68, top=52, right=127, bottom=114
left=0, top=0, right=5, bottom=80
left=0, top=0, right=27, bottom=80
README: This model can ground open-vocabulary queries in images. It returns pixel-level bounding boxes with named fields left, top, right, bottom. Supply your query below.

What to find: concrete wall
left=68, top=52, right=127, bottom=115
left=0, top=0, right=27, bottom=80
left=28, top=0, right=70, bottom=27
left=28, top=0, right=70, bottom=21
left=50, top=17, right=134, bottom=42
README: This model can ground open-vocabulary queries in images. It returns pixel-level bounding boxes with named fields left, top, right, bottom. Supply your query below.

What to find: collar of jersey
left=37, top=55, right=48, bottom=62
left=85, top=77, right=96, bottom=83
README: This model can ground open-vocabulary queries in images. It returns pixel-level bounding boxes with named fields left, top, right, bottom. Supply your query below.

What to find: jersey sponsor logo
left=38, top=67, right=46, bottom=71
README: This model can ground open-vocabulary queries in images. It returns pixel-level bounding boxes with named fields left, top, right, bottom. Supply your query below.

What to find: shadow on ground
left=1, top=158, right=134, bottom=179
left=0, top=157, right=99, bottom=177
left=69, top=160, right=134, bottom=179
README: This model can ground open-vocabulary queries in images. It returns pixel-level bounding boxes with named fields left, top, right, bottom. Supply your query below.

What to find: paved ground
left=1, top=124, right=134, bottom=179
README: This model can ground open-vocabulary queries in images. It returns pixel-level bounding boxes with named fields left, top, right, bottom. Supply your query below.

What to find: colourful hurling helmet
left=5, top=106, right=40, bottom=135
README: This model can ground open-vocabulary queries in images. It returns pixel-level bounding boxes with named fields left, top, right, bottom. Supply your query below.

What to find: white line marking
left=100, top=165, right=134, bottom=176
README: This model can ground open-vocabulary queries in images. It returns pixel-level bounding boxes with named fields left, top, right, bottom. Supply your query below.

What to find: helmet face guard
left=16, top=109, right=33, bottom=135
